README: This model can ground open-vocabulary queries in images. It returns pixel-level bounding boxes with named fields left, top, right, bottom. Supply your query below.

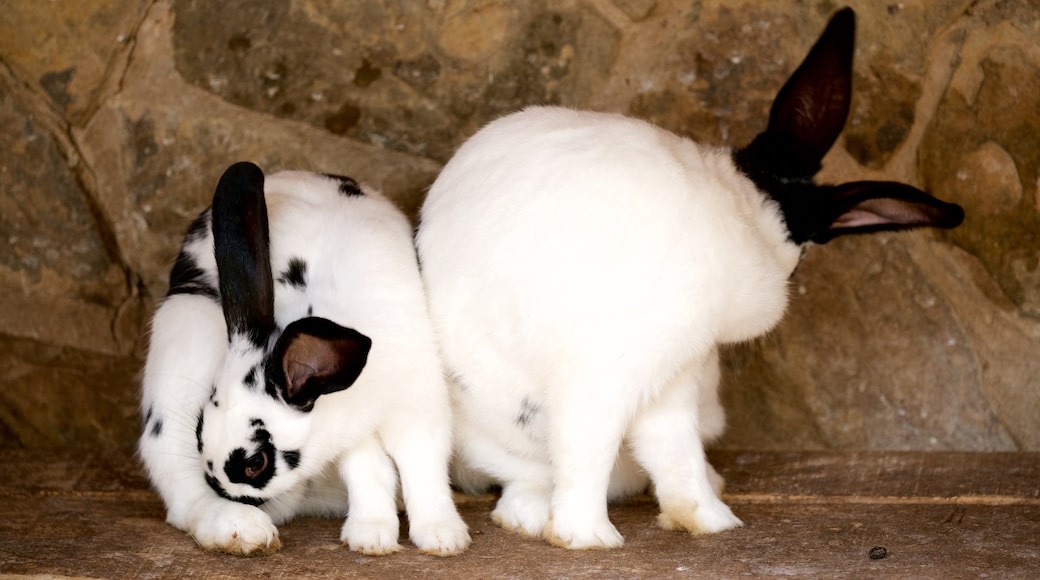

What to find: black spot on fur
left=167, top=251, right=219, bottom=301
left=282, top=450, right=301, bottom=470
left=150, top=417, right=163, bottom=438
left=516, top=397, right=541, bottom=428
left=250, top=418, right=265, bottom=428
left=278, top=258, right=307, bottom=289
left=244, top=366, right=259, bottom=390
left=449, top=372, right=470, bottom=393
left=307, top=305, right=313, bottom=316
left=195, top=412, right=204, bottom=453
left=323, top=173, right=363, bottom=197
left=263, top=374, right=279, bottom=400
left=166, top=211, right=219, bottom=301
left=205, top=472, right=265, bottom=506
left=184, top=208, right=212, bottom=242
left=207, top=461, right=214, bottom=471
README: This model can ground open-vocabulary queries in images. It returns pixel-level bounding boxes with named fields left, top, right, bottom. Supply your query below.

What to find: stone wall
left=1, top=0, right=1037, bottom=450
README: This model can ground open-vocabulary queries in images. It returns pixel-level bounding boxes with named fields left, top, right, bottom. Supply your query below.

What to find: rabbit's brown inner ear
left=272, top=318, right=372, bottom=410
left=282, top=333, right=334, bottom=400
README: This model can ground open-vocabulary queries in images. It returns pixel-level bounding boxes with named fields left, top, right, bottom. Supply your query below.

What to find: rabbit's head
left=733, top=7, right=963, bottom=244
left=196, top=162, right=371, bottom=506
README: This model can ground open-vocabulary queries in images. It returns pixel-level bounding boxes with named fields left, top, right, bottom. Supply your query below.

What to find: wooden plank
left=712, top=450, right=1040, bottom=501
left=1, top=450, right=1038, bottom=579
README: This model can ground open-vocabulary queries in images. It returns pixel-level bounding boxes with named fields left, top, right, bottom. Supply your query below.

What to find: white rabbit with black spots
left=139, top=162, right=469, bottom=556
left=417, top=7, right=963, bottom=550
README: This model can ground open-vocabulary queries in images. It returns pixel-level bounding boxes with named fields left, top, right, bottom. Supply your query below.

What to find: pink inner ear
left=831, top=197, right=936, bottom=230
left=831, top=207, right=893, bottom=229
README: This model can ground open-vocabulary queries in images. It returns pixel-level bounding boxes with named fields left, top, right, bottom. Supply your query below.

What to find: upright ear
left=734, top=7, right=856, bottom=181
left=266, top=317, right=372, bottom=412
left=812, top=181, right=965, bottom=243
left=211, top=162, right=275, bottom=347
left=730, top=8, right=963, bottom=244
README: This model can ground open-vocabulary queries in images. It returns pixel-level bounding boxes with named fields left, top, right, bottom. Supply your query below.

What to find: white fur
left=417, top=106, right=802, bottom=549
left=139, top=171, right=469, bottom=556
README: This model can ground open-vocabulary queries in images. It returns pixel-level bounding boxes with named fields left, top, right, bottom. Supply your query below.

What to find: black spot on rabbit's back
left=278, top=257, right=307, bottom=289
left=516, top=397, right=541, bottom=428
left=183, top=209, right=212, bottom=242
left=167, top=250, right=219, bottom=301
left=167, top=210, right=219, bottom=301
left=323, top=173, right=363, bottom=197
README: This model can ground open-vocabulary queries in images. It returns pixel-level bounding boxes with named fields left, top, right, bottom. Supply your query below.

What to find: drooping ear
left=211, top=162, right=275, bottom=347
left=266, top=317, right=372, bottom=412
left=812, top=181, right=965, bottom=243
left=733, top=7, right=856, bottom=183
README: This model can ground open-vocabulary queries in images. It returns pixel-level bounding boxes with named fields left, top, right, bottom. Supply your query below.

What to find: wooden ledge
left=1, top=449, right=1037, bottom=578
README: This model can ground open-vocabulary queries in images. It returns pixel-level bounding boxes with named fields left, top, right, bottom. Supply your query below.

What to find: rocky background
left=1, top=0, right=1037, bottom=451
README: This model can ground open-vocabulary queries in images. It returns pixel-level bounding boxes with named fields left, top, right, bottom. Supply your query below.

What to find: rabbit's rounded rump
left=417, top=107, right=791, bottom=549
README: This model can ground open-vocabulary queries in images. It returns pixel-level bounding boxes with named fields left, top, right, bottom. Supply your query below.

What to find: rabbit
left=416, top=7, right=964, bottom=550
left=138, top=162, right=470, bottom=556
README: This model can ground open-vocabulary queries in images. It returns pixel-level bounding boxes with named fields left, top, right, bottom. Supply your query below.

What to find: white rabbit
left=416, top=7, right=963, bottom=550
left=139, top=162, right=470, bottom=556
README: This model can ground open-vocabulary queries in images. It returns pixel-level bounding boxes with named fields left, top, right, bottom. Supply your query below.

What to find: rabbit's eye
left=243, top=451, right=269, bottom=479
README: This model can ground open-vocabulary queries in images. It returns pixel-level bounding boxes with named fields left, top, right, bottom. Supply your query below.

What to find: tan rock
left=0, top=0, right=1037, bottom=451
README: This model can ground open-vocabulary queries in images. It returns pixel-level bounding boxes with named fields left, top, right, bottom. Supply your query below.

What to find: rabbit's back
left=419, top=106, right=800, bottom=366
left=253, top=174, right=423, bottom=349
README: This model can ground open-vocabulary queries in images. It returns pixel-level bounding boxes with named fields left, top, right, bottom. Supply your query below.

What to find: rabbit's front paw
left=410, top=514, right=471, bottom=556
left=340, top=516, right=402, bottom=555
left=658, top=497, right=743, bottom=535
left=544, top=512, right=624, bottom=550
left=190, top=501, right=280, bottom=555
left=490, top=483, right=550, bottom=537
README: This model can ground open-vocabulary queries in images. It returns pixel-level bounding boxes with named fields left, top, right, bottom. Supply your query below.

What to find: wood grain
left=1, top=449, right=1037, bottom=579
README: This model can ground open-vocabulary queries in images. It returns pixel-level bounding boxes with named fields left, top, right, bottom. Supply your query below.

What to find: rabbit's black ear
left=212, top=161, right=275, bottom=347
left=266, top=317, right=372, bottom=412
left=733, top=8, right=855, bottom=188
left=811, top=181, right=964, bottom=243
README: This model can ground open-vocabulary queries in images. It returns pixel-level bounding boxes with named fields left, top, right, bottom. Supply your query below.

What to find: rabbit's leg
left=384, top=424, right=471, bottom=556
left=338, top=437, right=402, bottom=555
left=452, top=418, right=554, bottom=537
left=628, top=352, right=742, bottom=535
left=542, top=374, right=629, bottom=549
left=696, top=348, right=727, bottom=495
